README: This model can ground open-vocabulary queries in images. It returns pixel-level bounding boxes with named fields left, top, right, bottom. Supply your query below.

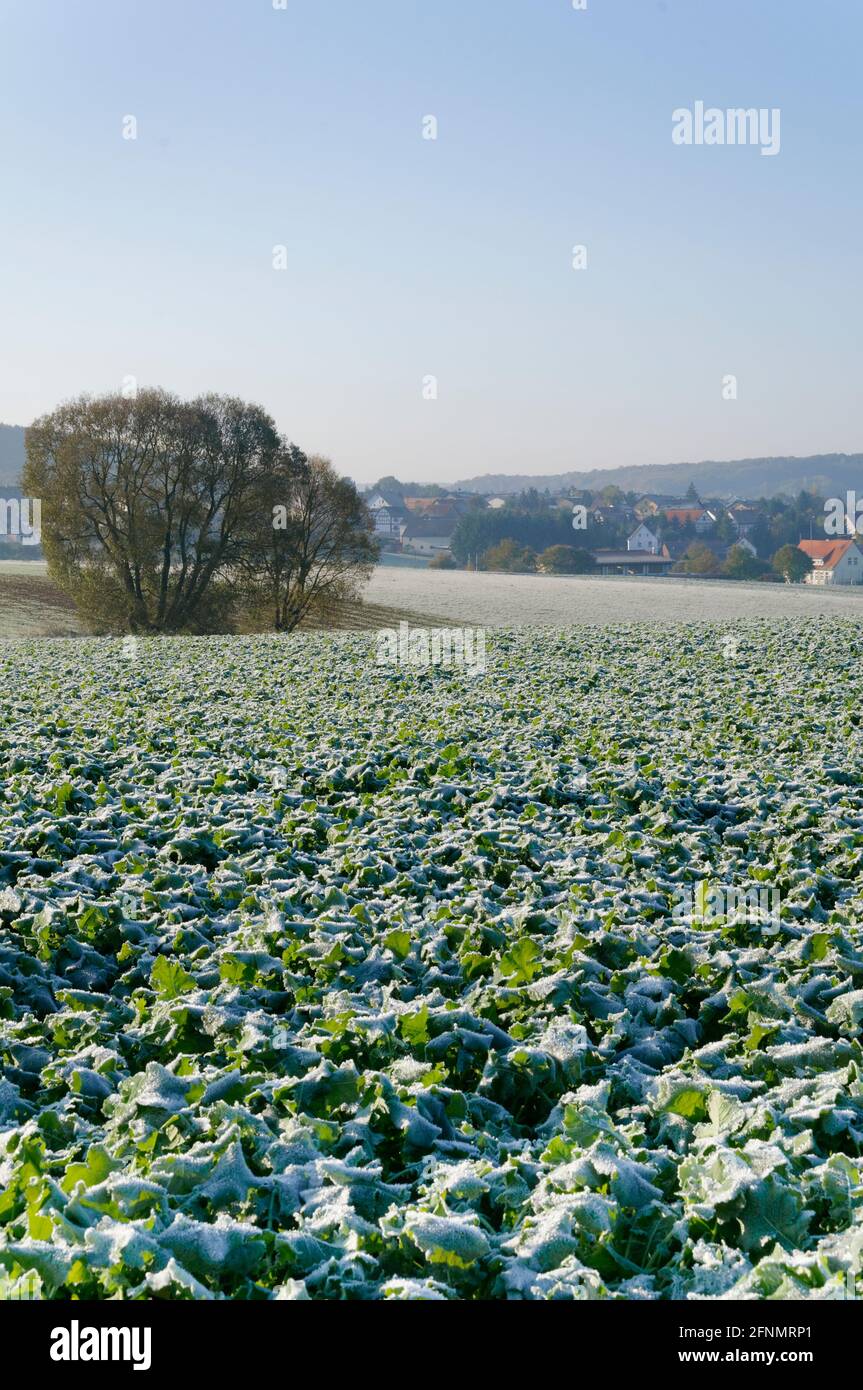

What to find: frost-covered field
left=7, top=561, right=863, bottom=637
left=1, top=621, right=862, bottom=1301
left=0, top=563, right=81, bottom=639
left=365, top=564, right=863, bottom=627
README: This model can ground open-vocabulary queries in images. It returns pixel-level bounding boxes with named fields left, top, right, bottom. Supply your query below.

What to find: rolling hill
left=456, top=453, right=863, bottom=500
left=2, top=425, right=860, bottom=505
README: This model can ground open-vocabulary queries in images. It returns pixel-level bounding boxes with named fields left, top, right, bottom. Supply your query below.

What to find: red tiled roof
left=798, top=539, right=856, bottom=569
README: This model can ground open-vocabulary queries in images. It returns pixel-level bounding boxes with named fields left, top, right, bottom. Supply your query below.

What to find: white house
left=798, top=538, right=863, bottom=585
left=626, top=522, right=660, bottom=554
left=400, top=516, right=456, bottom=557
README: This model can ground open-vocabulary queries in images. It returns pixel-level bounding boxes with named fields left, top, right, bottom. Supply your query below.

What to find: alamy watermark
left=376, top=621, right=486, bottom=676
left=673, top=881, right=780, bottom=935
left=824, top=492, right=863, bottom=536
left=0, top=497, right=41, bottom=545
left=50, top=1319, right=151, bottom=1371
left=672, top=102, right=780, bottom=157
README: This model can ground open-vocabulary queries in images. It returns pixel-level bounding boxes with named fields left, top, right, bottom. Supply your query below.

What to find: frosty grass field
left=364, top=563, right=863, bottom=627
left=8, top=559, right=863, bottom=637
left=1, top=618, right=863, bottom=1301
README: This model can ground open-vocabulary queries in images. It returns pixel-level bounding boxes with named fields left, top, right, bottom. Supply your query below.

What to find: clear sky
left=1, top=0, right=861, bottom=486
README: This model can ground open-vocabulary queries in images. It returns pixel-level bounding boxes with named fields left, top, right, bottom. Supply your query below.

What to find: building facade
left=798, top=538, right=863, bottom=584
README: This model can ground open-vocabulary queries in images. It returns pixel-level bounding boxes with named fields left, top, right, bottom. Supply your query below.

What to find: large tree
left=25, top=389, right=377, bottom=634
left=25, top=389, right=286, bottom=632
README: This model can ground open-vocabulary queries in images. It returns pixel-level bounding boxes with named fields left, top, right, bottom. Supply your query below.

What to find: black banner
left=3, top=1296, right=854, bottom=1376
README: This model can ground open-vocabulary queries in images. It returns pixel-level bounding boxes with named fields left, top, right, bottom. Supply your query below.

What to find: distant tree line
left=448, top=487, right=830, bottom=575
left=451, top=508, right=588, bottom=565
left=24, top=389, right=377, bottom=634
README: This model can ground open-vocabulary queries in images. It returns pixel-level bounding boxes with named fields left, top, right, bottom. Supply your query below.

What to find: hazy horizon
left=2, top=414, right=859, bottom=497
left=2, top=0, right=862, bottom=485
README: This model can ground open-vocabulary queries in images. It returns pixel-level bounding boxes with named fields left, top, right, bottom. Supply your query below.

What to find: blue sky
left=1, top=0, right=861, bottom=485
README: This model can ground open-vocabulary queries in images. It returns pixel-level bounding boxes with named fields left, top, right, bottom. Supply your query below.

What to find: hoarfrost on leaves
left=1, top=620, right=862, bottom=1299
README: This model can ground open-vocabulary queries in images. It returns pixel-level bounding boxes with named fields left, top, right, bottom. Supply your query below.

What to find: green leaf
left=737, top=1181, right=812, bottom=1253
left=660, top=1086, right=708, bottom=1121
left=150, top=955, right=196, bottom=1000
left=500, top=937, right=541, bottom=984
left=400, top=1006, right=430, bottom=1045
left=384, top=929, right=411, bottom=959
left=61, top=1145, right=120, bottom=1194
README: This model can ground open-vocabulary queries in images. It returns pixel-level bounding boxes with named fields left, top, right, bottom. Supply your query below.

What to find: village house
left=726, top=502, right=763, bottom=539
left=366, top=488, right=408, bottom=535
left=367, top=489, right=403, bottom=511
left=399, top=515, right=457, bottom=557
left=626, top=522, right=660, bottom=554
left=798, top=538, right=863, bottom=585
left=368, top=501, right=407, bottom=540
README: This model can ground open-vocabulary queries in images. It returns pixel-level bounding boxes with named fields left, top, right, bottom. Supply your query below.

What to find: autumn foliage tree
left=674, top=541, right=720, bottom=576
left=772, top=544, right=813, bottom=583
left=24, top=389, right=376, bottom=633
left=482, top=538, right=537, bottom=572
left=538, top=544, right=594, bottom=574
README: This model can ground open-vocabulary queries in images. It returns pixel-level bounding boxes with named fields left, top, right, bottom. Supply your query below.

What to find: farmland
left=0, top=563, right=450, bottom=640
left=365, top=564, right=863, bottom=628
left=0, top=625, right=856, bottom=1295
left=0, top=564, right=81, bottom=639
left=6, top=561, right=863, bottom=640
left=0, top=620, right=862, bottom=1300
